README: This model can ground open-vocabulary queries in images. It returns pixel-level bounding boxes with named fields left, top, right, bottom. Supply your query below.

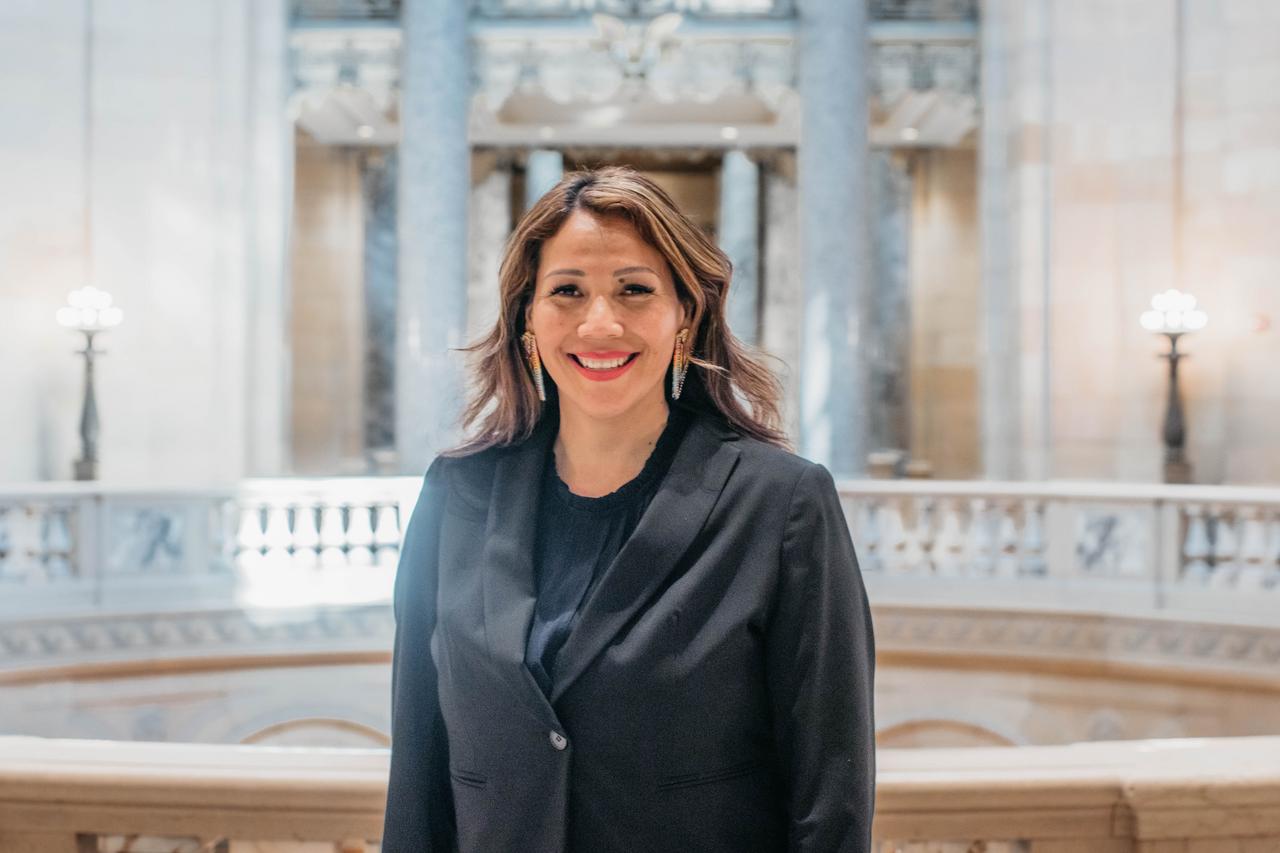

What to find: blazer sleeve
left=765, top=461, right=877, bottom=853
left=382, top=455, right=457, bottom=852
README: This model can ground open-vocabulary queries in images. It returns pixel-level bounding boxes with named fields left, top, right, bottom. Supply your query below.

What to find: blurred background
left=1, top=1, right=1279, bottom=851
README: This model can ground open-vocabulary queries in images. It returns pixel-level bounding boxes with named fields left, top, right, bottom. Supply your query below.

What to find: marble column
left=978, top=0, right=1024, bottom=480
left=397, top=0, right=470, bottom=474
left=245, top=0, right=291, bottom=476
left=797, top=0, right=871, bottom=477
left=761, top=154, right=802, bottom=444
left=524, top=148, right=564, bottom=212
left=868, top=149, right=912, bottom=456
left=362, top=150, right=397, bottom=467
left=719, top=149, right=761, bottom=347
left=469, top=159, right=513, bottom=342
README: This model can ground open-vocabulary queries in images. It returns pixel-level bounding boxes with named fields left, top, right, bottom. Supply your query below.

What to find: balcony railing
left=469, top=0, right=797, bottom=18
left=291, top=0, right=401, bottom=21
left=839, top=479, right=1280, bottom=627
left=3, top=478, right=1276, bottom=624
left=0, top=478, right=419, bottom=621
left=289, top=0, right=976, bottom=23
left=870, top=0, right=977, bottom=21
left=0, top=734, right=1276, bottom=851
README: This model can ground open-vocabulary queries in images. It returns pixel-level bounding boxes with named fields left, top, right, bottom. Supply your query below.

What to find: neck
left=552, top=394, right=672, bottom=495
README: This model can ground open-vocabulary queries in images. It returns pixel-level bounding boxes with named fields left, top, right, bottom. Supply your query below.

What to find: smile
left=568, top=352, right=640, bottom=381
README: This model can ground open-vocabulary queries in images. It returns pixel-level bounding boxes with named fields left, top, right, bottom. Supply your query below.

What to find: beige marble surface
left=2, top=734, right=1277, bottom=851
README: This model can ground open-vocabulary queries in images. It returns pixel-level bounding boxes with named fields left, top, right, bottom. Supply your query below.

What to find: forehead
left=540, top=210, right=665, bottom=268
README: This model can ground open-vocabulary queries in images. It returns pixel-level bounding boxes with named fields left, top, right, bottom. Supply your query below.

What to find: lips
left=569, top=352, right=639, bottom=368
left=567, top=351, right=640, bottom=381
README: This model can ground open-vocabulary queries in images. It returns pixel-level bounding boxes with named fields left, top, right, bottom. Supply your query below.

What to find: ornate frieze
left=287, top=2, right=979, bottom=146
left=0, top=605, right=396, bottom=675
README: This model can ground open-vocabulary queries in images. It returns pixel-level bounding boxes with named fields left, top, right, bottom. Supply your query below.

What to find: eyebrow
left=543, top=265, right=660, bottom=279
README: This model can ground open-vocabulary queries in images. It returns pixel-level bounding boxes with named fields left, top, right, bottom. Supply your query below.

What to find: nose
left=578, top=293, right=623, bottom=338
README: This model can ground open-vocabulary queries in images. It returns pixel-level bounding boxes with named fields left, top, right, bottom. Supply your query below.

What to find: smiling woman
left=382, top=166, right=877, bottom=853
left=443, top=165, right=789, bottom=457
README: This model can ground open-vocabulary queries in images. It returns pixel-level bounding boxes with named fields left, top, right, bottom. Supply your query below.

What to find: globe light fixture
left=57, top=285, right=123, bottom=480
left=1139, top=288, right=1208, bottom=334
left=1139, top=289, right=1206, bottom=484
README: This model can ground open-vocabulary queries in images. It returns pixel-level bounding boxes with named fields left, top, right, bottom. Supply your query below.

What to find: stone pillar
left=246, top=0, right=291, bottom=476
left=978, top=0, right=1024, bottom=480
left=397, top=0, right=469, bottom=473
left=524, top=148, right=564, bottom=212
left=362, top=149, right=398, bottom=469
left=469, top=157, right=513, bottom=341
left=718, top=149, right=761, bottom=346
left=796, top=0, right=871, bottom=477
left=868, top=149, right=912, bottom=457
left=761, top=154, right=802, bottom=444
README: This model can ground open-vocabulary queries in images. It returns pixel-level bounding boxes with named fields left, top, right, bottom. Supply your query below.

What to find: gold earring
left=671, top=328, right=690, bottom=400
left=521, top=330, right=546, bottom=402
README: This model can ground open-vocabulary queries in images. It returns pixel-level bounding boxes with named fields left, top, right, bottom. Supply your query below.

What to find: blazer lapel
left=549, top=410, right=741, bottom=704
left=480, top=411, right=560, bottom=727
left=479, top=405, right=742, bottom=718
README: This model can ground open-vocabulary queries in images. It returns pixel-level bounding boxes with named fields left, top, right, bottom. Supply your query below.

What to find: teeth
left=578, top=354, right=631, bottom=369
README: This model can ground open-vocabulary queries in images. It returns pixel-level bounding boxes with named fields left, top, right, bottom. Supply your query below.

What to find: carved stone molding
left=6, top=600, right=1280, bottom=693
left=875, top=603, right=1280, bottom=688
left=0, top=605, right=396, bottom=680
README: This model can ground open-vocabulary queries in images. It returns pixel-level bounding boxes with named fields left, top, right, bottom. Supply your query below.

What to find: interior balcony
left=2, top=476, right=1278, bottom=751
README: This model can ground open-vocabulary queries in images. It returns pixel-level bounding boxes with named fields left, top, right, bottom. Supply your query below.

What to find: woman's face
left=526, top=209, right=688, bottom=423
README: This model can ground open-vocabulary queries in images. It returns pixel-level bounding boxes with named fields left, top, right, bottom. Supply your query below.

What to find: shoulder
left=725, top=431, right=826, bottom=504
left=429, top=445, right=503, bottom=514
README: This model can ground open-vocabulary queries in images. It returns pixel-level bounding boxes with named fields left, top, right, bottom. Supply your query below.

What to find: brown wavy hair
left=441, top=165, right=790, bottom=457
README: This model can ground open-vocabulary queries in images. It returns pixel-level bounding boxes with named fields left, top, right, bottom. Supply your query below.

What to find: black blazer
left=382, top=405, right=876, bottom=853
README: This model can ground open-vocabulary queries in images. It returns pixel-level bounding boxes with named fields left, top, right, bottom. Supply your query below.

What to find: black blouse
left=524, top=403, right=694, bottom=697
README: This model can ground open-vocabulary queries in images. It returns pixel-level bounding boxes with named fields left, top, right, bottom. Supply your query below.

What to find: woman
left=382, top=166, right=875, bottom=853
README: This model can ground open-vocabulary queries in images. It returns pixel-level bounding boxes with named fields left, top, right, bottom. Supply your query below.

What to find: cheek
left=528, top=304, right=565, bottom=338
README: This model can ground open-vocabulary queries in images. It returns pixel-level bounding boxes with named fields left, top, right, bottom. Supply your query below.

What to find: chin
left=556, top=386, right=663, bottom=421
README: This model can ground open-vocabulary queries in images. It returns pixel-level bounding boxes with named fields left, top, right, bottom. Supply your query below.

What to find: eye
left=549, top=284, right=655, bottom=297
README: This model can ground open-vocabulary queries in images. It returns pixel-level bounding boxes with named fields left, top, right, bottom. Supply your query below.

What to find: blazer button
left=549, top=731, right=568, bottom=751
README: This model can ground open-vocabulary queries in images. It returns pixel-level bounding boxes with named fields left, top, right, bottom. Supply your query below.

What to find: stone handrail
left=0, top=735, right=1277, bottom=851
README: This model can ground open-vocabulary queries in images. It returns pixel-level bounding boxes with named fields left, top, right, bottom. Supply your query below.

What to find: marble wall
left=289, top=139, right=368, bottom=475
left=982, top=0, right=1280, bottom=484
left=0, top=0, right=289, bottom=486
left=909, top=148, right=982, bottom=479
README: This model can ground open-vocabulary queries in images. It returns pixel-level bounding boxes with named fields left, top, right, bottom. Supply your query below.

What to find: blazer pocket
left=449, top=767, right=488, bottom=790
left=657, top=759, right=765, bottom=791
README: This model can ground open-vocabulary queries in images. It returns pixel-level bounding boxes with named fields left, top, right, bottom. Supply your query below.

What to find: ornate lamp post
left=56, top=286, right=123, bottom=481
left=1139, top=289, right=1207, bottom=484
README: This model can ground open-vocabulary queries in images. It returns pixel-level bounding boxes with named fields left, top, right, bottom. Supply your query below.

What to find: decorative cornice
left=875, top=603, right=1280, bottom=690
left=0, top=605, right=395, bottom=682
left=4, top=602, right=1280, bottom=694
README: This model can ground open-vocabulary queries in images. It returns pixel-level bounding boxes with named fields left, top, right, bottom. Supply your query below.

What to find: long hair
left=441, top=165, right=791, bottom=457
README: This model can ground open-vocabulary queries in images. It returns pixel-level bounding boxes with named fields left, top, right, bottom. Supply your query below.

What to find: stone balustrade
left=843, top=479, right=1280, bottom=627
left=3, top=477, right=1275, bottom=625
left=0, top=734, right=1276, bottom=851
left=0, top=478, right=421, bottom=620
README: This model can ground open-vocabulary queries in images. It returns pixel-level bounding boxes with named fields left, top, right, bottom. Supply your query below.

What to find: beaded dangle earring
left=671, top=327, right=690, bottom=400
left=521, top=330, right=546, bottom=402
